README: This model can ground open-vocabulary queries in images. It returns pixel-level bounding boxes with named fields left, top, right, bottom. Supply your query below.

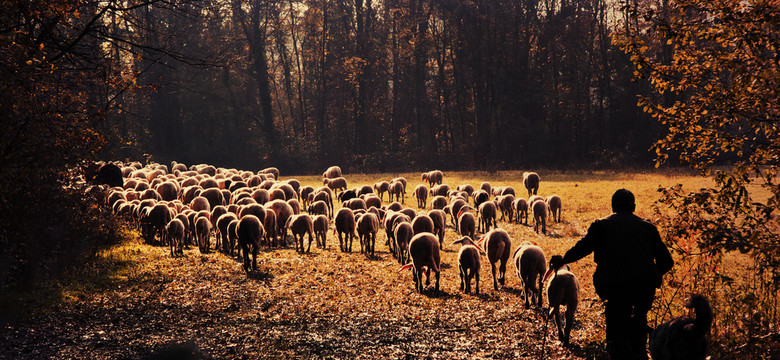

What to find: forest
left=1, top=0, right=778, bottom=358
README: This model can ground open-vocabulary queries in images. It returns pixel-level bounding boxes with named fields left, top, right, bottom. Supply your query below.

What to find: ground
left=0, top=170, right=713, bottom=359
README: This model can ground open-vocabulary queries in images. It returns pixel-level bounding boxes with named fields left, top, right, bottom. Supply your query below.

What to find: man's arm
left=651, top=225, right=674, bottom=274
left=560, top=221, right=600, bottom=264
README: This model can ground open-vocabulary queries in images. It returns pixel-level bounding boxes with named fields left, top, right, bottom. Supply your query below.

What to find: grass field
left=3, top=169, right=741, bottom=359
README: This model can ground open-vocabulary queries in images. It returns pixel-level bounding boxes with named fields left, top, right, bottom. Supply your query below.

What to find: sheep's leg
left=434, top=269, right=440, bottom=291
left=474, top=270, right=479, bottom=294
left=459, top=265, right=465, bottom=292
left=251, top=245, right=258, bottom=271
left=563, top=306, right=575, bottom=346
left=491, top=262, right=499, bottom=291
left=425, top=267, right=431, bottom=287
left=498, top=260, right=507, bottom=286
left=307, top=232, right=313, bottom=253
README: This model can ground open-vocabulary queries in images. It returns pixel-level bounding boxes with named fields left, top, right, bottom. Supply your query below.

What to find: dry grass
left=1, top=169, right=720, bottom=359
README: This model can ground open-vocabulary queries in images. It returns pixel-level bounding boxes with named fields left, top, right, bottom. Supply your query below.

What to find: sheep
left=260, top=167, right=280, bottom=180
left=388, top=180, right=406, bottom=204
left=269, top=188, right=286, bottom=202
left=140, top=189, right=161, bottom=201
left=544, top=263, right=579, bottom=346
left=287, top=198, right=301, bottom=215
left=411, top=214, right=435, bottom=236
left=385, top=202, right=403, bottom=212
left=266, top=199, right=294, bottom=246
left=337, top=188, right=358, bottom=203
left=513, top=241, right=546, bottom=308
left=430, top=195, right=447, bottom=210
left=356, top=185, right=373, bottom=196
left=457, top=208, right=477, bottom=239
left=412, top=184, right=428, bottom=209
left=147, top=203, right=172, bottom=245
left=194, top=216, right=212, bottom=253
left=155, top=181, right=179, bottom=202
left=273, top=183, right=298, bottom=200
left=451, top=236, right=482, bottom=294
left=263, top=208, right=277, bottom=246
left=495, top=194, right=515, bottom=222
left=393, top=221, right=414, bottom=264
left=216, top=213, right=238, bottom=255
left=373, top=181, right=390, bottom=202
left=399, top=233, right=441, bottom=293
left=501, top=186, right=515, bottom=197
left=190, top=196, right=210, bottom=213
left=312, top=214, right=329, bottom=250
left=323, top=176, right=348, bottom=193
left=428, top=209, right=446, bottom=249
left=285, top=179, right=301, bottom=197
left=384, top=211, right=411, bottom=257
left=649, top=294, right=713, bottom=360
left=546, top=195, right=562, bottom=223
left=312, top=189, right=334, bottom=219
left=200, top=187, right=224, bottom=209
left=512, top=198, right=529, bottom=225
left=391, top=177, right=408, bottom=192
left=343, top=198, right=367, bottom=211
left=429, top=184, right=450, bottom=197
left=85, top=162, right=124, bottom=188
left=322, top=165, right=342, bottom=179
left=456, top=184, right=475, bottom=197
left=362, top=195, right=382, bottom=210
left=356, top=213, right=380, bottom=257
left=447, top=198, right=468, bottom=227
left=237, top=215, right=265, bottom=271
left=299, top=186, right=314, bottom=208
left=478, top=229, right=512, bottom=291
left=476, top=181, right=489, bottom=194
left=285, top=214, right=315, bottom=253
left=334, top=208, right=357, bottom=252
left=421, top=170, right=444, bottom=187
left=472, top=190, right=490, bottom=208
left=210, top=205, right=228, bottom=249
left=238, top=203, right=266, bottom=224
left=166, top=219, right=186, bottom=257
left=532, top=199, right=548, bottom=234
left=523, top=172, right=541, bottom=197
left=478, top=201, right=498, bottom=233
left=307, top=200, right=329, bottom=217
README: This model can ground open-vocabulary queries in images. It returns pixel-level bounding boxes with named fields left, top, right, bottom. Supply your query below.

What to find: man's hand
left=549, top=255, right=564, bottom=270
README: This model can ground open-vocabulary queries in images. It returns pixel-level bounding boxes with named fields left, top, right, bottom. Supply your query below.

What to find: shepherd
left=549, top=189, right=673, bottom=359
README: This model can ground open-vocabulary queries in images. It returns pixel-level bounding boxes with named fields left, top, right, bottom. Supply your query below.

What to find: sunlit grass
left=19, top=168, right=730, bottom=358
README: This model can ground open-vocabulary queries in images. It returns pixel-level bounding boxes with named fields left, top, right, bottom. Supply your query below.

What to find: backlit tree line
left=97, top=0, right=658, bottom=172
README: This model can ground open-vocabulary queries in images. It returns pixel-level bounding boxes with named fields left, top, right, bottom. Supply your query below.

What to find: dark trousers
left=603, top=287, right=655, bottom=360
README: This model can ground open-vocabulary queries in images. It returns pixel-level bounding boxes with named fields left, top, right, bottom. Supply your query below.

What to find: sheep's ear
left=543, top=268, right=555, bottom=283
left=451, top=238, right=463, bottom=246
left=398, top=264, right=413, bottom=272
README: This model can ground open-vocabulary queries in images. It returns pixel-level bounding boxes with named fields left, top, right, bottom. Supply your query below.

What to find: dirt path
left=0, top=235, right=603, bottom=359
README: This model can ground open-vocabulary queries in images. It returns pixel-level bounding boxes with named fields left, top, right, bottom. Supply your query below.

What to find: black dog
left=649, top=294, right=713, bottom=360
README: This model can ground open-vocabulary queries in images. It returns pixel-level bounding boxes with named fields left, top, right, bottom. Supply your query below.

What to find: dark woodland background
left=13, top=0, right=659, bottom=174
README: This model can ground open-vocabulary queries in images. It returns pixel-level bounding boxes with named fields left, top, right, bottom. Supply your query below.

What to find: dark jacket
left=561, top=212, right=673, bottom=299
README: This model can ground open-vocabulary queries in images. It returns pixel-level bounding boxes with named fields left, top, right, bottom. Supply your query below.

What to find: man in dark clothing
left=550, top=189, right=673, bottom=360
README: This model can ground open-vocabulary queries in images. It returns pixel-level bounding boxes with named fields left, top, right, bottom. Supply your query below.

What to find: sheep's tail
left=332, top=227, right=337, bottom=235
left=688, top=294, right=713, bottom=337
left=398, top=263, right=414, bottom=272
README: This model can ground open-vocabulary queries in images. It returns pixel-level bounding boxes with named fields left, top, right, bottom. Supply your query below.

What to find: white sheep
left=513, top=241, right=546, bottom=308
left=399, top=233, right=441, bottom=293
left=544, top=264, right=580, bottom=346
left=451, top=236, right=482, bottom=294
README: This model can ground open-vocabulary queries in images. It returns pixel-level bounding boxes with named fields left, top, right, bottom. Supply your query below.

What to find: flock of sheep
left=95, top=162, right=580, bottom=345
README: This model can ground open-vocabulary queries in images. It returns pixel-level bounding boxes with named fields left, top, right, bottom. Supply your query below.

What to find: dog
left=649, top=294, right=713, bottom=360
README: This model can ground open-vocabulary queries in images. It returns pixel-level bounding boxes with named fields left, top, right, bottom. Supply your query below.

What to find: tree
left=615, top=0, right=780, bottom=343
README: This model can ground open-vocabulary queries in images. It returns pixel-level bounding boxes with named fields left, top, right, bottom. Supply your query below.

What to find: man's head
left=612, top=189, right=635, bottom=213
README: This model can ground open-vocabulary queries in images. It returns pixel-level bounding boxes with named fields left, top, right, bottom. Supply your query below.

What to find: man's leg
left=628, top=288, right=656, bottom=360
left=605, top=296, right=633, bottom=359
